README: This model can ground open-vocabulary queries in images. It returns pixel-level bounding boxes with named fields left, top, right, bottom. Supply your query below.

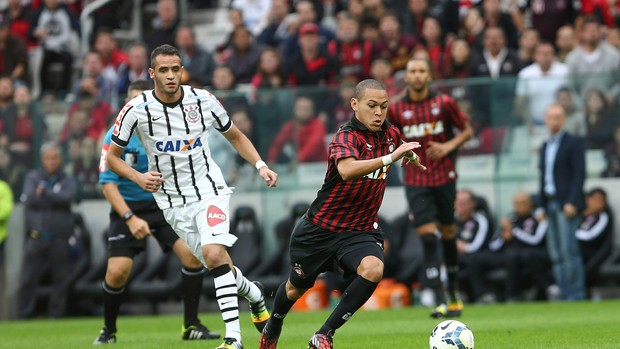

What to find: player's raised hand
left=392, top=141, right=421, bottom=159
left=259, top=167, right=279, bottom=188
left=401, top=150, right=427, bottom=170
left=137, top=171, right=165, bottom=192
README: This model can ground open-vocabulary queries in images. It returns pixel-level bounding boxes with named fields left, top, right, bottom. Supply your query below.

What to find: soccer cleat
left=447, top=299, right=464, bottom=317
left=250, top=281, right=270, bottom=332
left=308, top=333, right=333, bottom=349
left=182, top=323, right=221, bottom=340
left=215, top=337, right=243, bottom=349
left=430, top=304, right=448, bottom=318
left=258, top=322, right=281, bottom=349
left=93, top=328, right=116, bottom=344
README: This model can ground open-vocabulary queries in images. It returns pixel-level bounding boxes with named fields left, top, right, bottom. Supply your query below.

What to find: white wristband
left=255, top=160, right=267, bottom=171
left=382, top=154, right=393, bottom=166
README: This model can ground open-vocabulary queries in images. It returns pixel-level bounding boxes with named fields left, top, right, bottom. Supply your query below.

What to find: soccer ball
left=429, top=320, right=474, bottom=349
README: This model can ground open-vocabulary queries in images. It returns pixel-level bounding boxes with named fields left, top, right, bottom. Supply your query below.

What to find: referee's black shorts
left=107, top=200, right=179, bottom=258
left=405, top=181, right=456, bottom=228
left=288, top=215, right=385, bottom=289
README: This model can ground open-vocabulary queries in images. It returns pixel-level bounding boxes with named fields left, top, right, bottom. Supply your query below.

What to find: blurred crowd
left=0, top=0, right=619, bottom=200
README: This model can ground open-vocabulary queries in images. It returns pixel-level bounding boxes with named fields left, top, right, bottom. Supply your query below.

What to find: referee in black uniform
left=258, top=79, right=425, bottom=349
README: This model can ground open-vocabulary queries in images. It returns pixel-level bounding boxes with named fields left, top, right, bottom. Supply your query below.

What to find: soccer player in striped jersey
left=388, top=58, right=474, bottom=318
left=106, top=45, right=279, bottom=349
left=258, top=79, right=425, bottom=349
left=94, top=80, right=221, bottom=344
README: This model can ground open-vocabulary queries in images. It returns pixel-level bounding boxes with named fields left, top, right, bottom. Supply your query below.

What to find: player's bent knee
left=416, top=222, right=437, bottom=236
left=202, top=244, right=231, bottom=268
left=105, top=257, right=133, bottom=287
left=105, top=267, right=131, bottom=287
left=357, top=256, right=384, bottom=282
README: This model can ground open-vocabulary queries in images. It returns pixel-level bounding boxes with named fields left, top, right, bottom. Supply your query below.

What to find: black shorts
left=405, top=182, right=456, bottom=228
left=107, top=200, right=178, bottom=258
left=288, top=215, right=385, bottom=289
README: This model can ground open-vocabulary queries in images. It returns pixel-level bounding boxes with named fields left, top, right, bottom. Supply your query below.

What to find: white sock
left=234, top=266, right=262, bottom=303
left=213, top=266, right=241, bottom=342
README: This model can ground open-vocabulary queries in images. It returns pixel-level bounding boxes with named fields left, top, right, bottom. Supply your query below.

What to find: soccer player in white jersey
left=106, top=44, right=279, bottom=349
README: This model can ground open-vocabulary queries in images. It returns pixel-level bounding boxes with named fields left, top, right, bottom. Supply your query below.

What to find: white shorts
left=163, top=193, right=238, bottom=266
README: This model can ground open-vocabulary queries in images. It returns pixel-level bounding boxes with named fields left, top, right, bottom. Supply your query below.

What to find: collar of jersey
left=151, top=87, right=185, bottom=109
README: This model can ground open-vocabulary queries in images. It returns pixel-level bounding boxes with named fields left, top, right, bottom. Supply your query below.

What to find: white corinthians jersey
left=112, top=85, right=232, bottom=209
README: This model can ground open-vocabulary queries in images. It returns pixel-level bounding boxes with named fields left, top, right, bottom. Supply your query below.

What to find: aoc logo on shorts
left=156, top=137, right=203, bottom=152
left=207, top=205, right=227, bottom=226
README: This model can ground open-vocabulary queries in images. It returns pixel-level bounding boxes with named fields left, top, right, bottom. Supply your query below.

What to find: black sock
left=182, top=266, right=205, bottom=327
left=442, top=238, right=459, bottom=301
left=420, top=234, right=446, bottom=305
left=102, top=281, right=124, bottom=333
left=318, top=276, right=378, bottom=336
left=269, top=281, right=296, bottom=329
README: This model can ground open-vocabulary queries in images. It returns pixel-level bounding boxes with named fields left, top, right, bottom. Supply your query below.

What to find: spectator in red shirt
left=92, top=27, right=128, bottom=71
left=2, top=0, right=34, bottom=47
left=517, top=0, right=576, bottom=43
left=443, top=38, right=472, bottom=80
left=286, top=22, right=339, bottom=86
left=268, top=95, right=328, bottom=164
left=60, top=81, right=113, bottom=144
left=0, top=13, right=29, bottom=85
left=420, top=16, right=450, bottom=79
left=374, top=11, right=418, bottom=73
left=251, top=46, right=286, bottom=90
left=5, top=85, right=46, bottom=168
left=327, top=14, right=373, bottom=81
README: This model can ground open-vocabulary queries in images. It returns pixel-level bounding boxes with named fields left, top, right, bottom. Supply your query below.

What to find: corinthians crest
left=184, top=105, right=200, bottom=123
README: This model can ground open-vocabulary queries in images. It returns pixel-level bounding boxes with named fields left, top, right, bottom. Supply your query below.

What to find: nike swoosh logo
left=152, top=116, right=163, bottom=122
left=440, top=321, right=453, bottom=330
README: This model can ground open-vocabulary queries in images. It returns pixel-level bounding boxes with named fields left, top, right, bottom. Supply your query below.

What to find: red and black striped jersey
left=307, top=116, right=402, bottom=232
left=388, top=90, right=469, bottom=187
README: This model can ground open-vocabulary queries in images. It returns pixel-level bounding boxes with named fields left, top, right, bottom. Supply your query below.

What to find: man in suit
left=538, top=104, right=586, bottom=300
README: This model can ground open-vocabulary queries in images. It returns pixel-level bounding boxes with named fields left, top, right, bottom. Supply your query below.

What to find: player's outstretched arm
left=338, top=141, right=421, bottom=181
left=107, top=143, right=164, bottom=192
left=223, top=124, right=278, bottom=187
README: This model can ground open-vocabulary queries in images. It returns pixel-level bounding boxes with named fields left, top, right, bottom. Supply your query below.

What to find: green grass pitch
left=1, top=300, right=619, bottom=348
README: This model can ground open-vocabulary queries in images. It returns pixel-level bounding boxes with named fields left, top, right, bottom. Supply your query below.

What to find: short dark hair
left=587, top=187, right=607, bottom=200
left=128, top=79, right=153, bottom=92
left=407, top=57, right=435, bottom=79
left=354, top=79, right=386, bottom=100
left=150, top=44, right=181, bottom=67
